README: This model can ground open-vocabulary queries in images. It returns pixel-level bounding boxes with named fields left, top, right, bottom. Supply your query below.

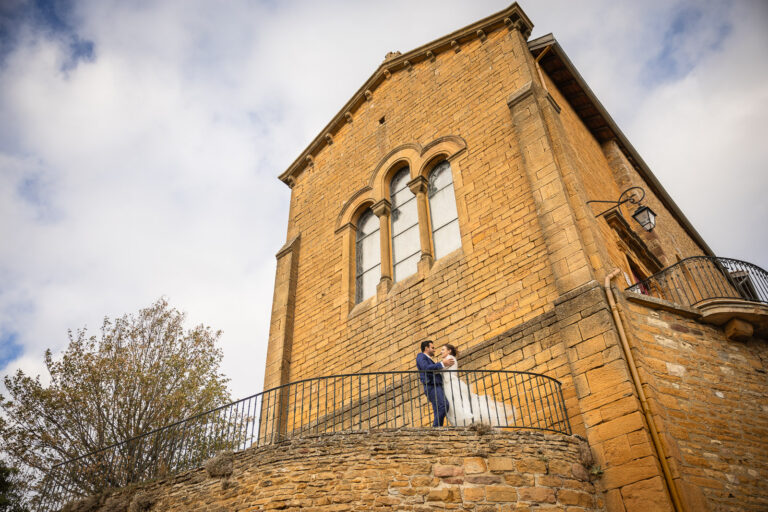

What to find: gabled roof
left=278, top=2, right=533, bottom=186
left=529, top=34, right=713, bottom=256
left=277, top=3, right=712, bottom=256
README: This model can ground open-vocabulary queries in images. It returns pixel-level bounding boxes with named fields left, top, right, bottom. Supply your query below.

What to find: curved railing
left=37, top=369, right=569, bottom=510
left=626, top=256, right=768, bottom=308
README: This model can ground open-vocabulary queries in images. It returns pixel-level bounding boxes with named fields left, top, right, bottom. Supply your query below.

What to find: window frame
left=425, top=159, right=462, bottom=261
left=334, top=137, right=468, bottom=314
left=354, top=207, right=382, bottom=303
left=389, top=166, right=421, bottom=283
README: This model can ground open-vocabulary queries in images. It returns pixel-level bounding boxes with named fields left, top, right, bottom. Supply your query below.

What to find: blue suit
left=416, top=352, right=449, bottom=426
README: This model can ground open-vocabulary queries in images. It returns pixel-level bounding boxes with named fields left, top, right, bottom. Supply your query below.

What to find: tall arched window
left=355, top=208, right=380, bottom=303
left=428, top=161, right=461, bottom=259
left=390, top=167, right=420, bottom=282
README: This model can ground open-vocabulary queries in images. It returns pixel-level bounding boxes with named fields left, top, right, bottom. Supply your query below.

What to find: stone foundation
left=67, top=428, right=604, bottom=511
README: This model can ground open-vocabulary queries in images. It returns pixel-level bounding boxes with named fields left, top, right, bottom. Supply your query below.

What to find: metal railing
left=626, top=256, right=768, bottom=308
left=37, top=369, right=569, bottom=510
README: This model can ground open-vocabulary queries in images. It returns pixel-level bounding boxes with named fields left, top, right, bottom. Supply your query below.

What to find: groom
left=416, top=340, right=454, bottom=426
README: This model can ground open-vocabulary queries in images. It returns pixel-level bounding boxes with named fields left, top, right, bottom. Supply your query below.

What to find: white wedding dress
left=442, top=356, right=515, bottom=427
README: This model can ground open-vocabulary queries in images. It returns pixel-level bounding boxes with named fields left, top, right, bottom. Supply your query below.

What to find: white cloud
left=0, top=0, right=765, bottom=403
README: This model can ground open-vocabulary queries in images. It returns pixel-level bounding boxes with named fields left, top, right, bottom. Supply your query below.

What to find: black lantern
left=631, top=205, right=656, bottom=232
left=586, top=186, right=658, bottom=232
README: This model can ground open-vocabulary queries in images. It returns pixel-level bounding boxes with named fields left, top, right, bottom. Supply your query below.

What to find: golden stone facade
left=261, top=3, right=768, bottom=511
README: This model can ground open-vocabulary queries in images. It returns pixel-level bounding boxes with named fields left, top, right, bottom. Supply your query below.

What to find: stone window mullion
left=408, top=176, right=434, bottom=269
left=372, top=199, right=393, bottom=289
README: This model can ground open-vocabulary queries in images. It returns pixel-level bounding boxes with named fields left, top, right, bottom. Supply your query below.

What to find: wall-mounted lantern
left=587, top=186, right=657, bottom=232
left=631, top=204, right=656, bottom=232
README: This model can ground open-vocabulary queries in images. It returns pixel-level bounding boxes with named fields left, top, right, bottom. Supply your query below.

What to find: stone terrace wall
left=67, top=429, right=604, bottom=512
left=620, top=293, right=768, bottom=511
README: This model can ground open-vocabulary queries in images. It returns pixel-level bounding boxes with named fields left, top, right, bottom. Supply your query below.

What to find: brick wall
left=267, top=21, right=715, bottom=392
left=453, top=281, right=677, bottom=511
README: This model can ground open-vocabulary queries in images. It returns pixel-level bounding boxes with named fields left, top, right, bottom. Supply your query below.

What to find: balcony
left=625, top=256, right=768, bottom=339
left=37, top=369, right=569, bottom=511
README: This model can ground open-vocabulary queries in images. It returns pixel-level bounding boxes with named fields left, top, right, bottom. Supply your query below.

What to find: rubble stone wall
left=621, top=293, right=768, bottom=511
left=68, top=429, right=604, bottom=512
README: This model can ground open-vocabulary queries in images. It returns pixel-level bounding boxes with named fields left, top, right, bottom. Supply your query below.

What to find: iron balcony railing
left=626, top=256, right=768, bottom=308
left=37, top=369, right=569, bottom=511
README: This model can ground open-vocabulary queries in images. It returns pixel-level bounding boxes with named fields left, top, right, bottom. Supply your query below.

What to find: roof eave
left=528, top=34, right=714, bottom=257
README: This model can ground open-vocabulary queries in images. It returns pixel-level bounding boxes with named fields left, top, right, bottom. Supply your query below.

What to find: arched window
left=355, top=208, right=380, bottom=303
left=428, top=161, right=461, bottom=259
left=390, top=167, right=420, bottom=282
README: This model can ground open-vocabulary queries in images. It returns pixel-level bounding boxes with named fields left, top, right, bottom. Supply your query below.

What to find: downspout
left=604, top=269, right=685, bottom=512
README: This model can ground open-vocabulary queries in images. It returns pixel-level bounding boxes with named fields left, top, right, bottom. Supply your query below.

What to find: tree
left=0, top=459, right=28, bottom=512
left=0, top=298, right=231, bottom=507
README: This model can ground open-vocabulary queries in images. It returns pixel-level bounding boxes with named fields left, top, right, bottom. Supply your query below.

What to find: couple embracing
left=416, top=339, right=515, bottom=427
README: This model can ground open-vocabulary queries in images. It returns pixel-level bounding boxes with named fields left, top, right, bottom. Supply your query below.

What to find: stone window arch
left=335, top=136, right=468, bottom=313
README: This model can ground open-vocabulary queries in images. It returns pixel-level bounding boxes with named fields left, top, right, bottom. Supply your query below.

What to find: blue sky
left=1, top=0, right=766, bottom=400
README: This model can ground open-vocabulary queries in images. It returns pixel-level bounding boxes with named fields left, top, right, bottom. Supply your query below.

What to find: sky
left=1, top=0, right=766, bottom=402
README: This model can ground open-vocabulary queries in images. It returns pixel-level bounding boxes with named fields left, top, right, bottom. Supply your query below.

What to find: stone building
left=260, top=2, right=768, bottom=511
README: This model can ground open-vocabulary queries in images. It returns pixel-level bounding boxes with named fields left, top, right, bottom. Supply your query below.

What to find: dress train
left=442, top=356, right=515, bottom=427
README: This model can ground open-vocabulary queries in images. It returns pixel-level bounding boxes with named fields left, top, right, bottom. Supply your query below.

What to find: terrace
left=38, top=369, right=569, bottom=510
left=625, top=256, right=768, bottom=340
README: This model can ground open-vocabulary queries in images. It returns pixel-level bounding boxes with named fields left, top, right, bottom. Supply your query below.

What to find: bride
left=440, top=344, right=515, bottom=427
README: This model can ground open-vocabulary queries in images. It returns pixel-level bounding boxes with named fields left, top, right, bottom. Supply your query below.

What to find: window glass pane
left=393, top=253, right=419, bottom=283
left=356, top=265, right=381, bottom=303
left=390, top=166, right=419, bottom=282
left=428, top=186, right=458, bottom=230
left=391, top=196, right=417, bottom=236
left=428, top=161, right=461, bottom=260
left=356, top=208, right=380, bottom=302
left=358, top=233, right=380, bottom=273
left=391, top=224, right=420, bottom=263
left=433, top=219, right=461, bottom=259
left=357, top=209, right=379, bottom=237
left=390, top=167, right=410, bottom=199
left=428, top=161, right=452, bottom=195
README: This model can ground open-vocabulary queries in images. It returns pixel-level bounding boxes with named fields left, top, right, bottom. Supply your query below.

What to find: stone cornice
left=278, top=3, right=533, bottom=187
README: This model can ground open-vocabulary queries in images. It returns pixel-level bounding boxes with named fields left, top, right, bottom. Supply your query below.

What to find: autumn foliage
left=0, top=298, right=231, bottom=505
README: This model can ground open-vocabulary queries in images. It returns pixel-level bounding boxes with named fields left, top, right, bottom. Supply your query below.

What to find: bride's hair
left=445, top=344, right=458, bottom=357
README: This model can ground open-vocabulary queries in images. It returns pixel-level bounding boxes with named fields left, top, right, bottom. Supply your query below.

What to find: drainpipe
left=604, top=269, right=685, bottom=512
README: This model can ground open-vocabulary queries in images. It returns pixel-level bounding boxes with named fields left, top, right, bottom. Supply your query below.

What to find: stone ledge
left=623, top=291, right=701, bottom=319
left=554, top=280, right=602, bottom=306
left=507, top=81, right=535, bottom=109
left=275, top=233, right=301, bottom=259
